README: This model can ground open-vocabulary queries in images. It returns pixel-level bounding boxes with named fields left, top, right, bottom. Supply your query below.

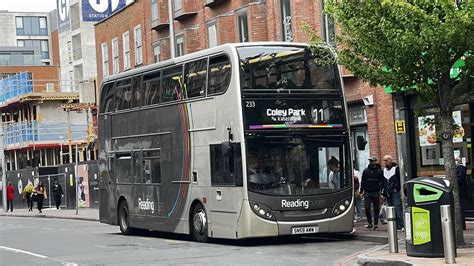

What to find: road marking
left=0, top=246, right=47, bottom=259
left=333, top=243, right=389, bottom=266
left=0, top=246, right=78, bottom=266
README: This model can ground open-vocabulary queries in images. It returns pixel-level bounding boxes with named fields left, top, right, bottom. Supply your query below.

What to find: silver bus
left=98, top=42, right=354, bottom=242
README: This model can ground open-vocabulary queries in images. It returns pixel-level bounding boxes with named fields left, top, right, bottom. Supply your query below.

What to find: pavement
left=0, top=207, right=99, bottom=222
left=1, top=208, right=474, bottom=265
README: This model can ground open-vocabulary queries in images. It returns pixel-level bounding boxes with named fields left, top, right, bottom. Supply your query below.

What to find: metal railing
left=1, top=78, right=84, bottom=107
left=3, top=121, right=88, bottom=146
left=0, top=72, right=34, bottom=103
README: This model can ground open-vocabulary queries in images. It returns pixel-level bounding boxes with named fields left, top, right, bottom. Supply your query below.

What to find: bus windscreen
left=238, top=46, right=339, bottom=92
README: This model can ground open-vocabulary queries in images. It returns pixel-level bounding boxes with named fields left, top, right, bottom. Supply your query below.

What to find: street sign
left=395, top=120, right=406, bottom=134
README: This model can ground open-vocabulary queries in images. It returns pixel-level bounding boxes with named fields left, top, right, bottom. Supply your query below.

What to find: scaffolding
left=0, top=72, right=33, bottom=104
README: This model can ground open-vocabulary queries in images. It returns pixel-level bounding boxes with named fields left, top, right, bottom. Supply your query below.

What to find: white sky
left=0, top=0, right=57, bottom=13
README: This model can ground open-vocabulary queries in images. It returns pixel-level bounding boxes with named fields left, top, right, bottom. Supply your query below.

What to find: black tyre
left=119, top=200, right=133, bottom=235
left=191, top=203, right=208, bottom=242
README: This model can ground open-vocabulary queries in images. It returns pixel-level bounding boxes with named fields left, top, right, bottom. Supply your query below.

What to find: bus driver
left=248, top=153, right=277, bottom=191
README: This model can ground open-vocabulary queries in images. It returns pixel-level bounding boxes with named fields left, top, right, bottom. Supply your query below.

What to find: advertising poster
left=77, top=164, right=90, bottom=208
left=82, top=0, right=128, bottom=22
left=452, top=111, right=464, bottom=143
left=57, top=0, right=70, bottom=33
left=418, top=115, right=436, bottom=146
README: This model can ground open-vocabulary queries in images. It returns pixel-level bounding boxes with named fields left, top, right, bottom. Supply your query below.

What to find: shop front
left=394, top=95, right=473, bottom=217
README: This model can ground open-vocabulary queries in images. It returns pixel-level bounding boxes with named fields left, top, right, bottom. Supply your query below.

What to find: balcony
left=73, top=48, right=82, bottom=61
left=0, top=53, right=43, bottom=66
left=204, top=0, right=228, bottom=7
left=151, top=19, right=170, bottom=31
left=174, top=0, right=198, bottom=21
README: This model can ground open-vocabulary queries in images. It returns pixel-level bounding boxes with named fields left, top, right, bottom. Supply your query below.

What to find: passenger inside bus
left=247, top=153, right=278, bottom=191
left=328, top=156, right=341, bottom=189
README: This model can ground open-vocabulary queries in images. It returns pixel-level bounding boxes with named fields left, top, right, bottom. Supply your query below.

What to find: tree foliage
left=315, top=0, right=474, bottom=246
left=325, top=0, right=473, bottom=107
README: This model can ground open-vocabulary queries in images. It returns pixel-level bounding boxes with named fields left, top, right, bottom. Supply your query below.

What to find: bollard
left=440, top=205, right=456, bottom=264
left=387, top=206, right=399, bottom=253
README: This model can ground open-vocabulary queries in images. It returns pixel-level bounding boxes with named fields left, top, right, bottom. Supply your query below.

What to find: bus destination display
left=244, top=99, right=345, bottom=130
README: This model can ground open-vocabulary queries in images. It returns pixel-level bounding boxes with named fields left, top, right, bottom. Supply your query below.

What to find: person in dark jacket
left=51, top=179, right=64, bottom=210
left=382, top=155, right=404, bottom=231
left=35, top=181, right=47, bottom=213
left=6, top=182, right=14, bottom=212
left=455, top=157, right=468, bottom=230
left=361, top=156, right=384, bottom=230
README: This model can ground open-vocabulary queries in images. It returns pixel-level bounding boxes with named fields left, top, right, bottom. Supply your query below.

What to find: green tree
left=308, top=0, right=473, bottom=246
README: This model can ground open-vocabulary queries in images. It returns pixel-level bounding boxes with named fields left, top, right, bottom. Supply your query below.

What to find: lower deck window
left=143, top=151, right=161, bottom=184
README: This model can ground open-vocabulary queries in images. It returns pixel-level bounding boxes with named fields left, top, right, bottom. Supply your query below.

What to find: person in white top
left=381, top=155, right=404, bottom=231
left=353, top=161, right=362, bottom=222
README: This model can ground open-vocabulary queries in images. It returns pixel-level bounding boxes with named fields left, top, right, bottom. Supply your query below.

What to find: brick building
left=94, top=0, right=397, bottom=170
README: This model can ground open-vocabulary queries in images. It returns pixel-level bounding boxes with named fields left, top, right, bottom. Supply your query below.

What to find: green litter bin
left=404, top=177, right=456, bottom=257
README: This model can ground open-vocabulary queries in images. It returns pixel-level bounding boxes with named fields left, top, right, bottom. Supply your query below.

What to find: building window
left=122, top=31, right=130, bottom=70
left=175, top=34, right=184, bottom=57
left=152, top=42, right=160, bottom=63
left=39, top=17, right=47, bottom=35
left=40, top=40, right=49, bottom=59
left=238, top=12, right=249, bottom=42
left=67, top=41, right=72, bottom=63
left=69, top=71, right=74, bottom=91
left=15, top=17, right=23, bottom=32
left=102, top=42, right=109, bottom=77
left=17, top=39, right=49, bottom=59
left=174, top=0, right=182, bottom=11
left=151, top=0, right=158, bottom=22
left=134, top=25, right=143, bottom=65
left=208, top=22, right=217, bottom=48
left=280, top=0, right=293, bottom=42
left=15, top=16, right=48, bottom=36
left=112, top=38, right=119, bottom=74
left=321, top=1, right=336, bottom=46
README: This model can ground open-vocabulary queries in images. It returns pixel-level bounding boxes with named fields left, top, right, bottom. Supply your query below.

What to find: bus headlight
left=249, top=201, right=275, bottom=221
left=332, top=198, right=351, bottom=217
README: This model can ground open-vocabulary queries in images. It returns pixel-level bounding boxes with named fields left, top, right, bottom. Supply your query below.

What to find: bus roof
left=100, top=42, right=309, bottom=85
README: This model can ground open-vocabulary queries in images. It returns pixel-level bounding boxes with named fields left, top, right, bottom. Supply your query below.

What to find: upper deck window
left=162, top=65, right=183, bottom=102
left=208, top=55, right=231, bottom=95
left=184, top=58, right=207, bottom=98
left=238, top=46, right=339, bottom=92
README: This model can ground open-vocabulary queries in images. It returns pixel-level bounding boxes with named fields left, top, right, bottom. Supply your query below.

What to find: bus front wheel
left=191, top=203, right=208, bottom=242
left=119, top=200, right=132, bottom=235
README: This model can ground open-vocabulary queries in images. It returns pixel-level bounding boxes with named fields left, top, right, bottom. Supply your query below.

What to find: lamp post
left=168, top=0, right=175, bottom=59
left=59, top=136, right=64, bottom=165
left=1, top=125, right=6, bottom=212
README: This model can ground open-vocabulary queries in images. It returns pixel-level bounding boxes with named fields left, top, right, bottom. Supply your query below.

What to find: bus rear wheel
left=191, top=203, right=208, bottom=242
left=119, top=200, right=133, bottom=235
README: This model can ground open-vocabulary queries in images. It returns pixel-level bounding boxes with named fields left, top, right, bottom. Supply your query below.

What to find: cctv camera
left=363, top=95, right=374, bottom=106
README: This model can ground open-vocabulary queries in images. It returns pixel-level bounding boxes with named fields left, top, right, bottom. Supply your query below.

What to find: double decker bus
left=98, top=42, right=354, bottom=242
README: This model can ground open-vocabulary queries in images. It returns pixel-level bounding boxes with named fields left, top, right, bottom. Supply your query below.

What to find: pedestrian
left=455, top=157, right=468, bottom=230
left=328, top=156, right=341, bottom=189
left=22, top=180, right=34, bottom=211
left=52, top=179, right=64, bottom=210
left=353, top=161, right=362, bottom=222
left=360, top=156, right=384, bottom=230
left=35, top=181, right=47, bottom=213
left=381, top=155, right=404, bottom=231
left=6, top=182, right=14, bottom=212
